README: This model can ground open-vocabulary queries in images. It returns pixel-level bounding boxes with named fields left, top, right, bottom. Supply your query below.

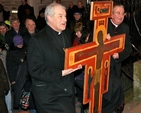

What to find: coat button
left=64, top=88, right=67, bottom=91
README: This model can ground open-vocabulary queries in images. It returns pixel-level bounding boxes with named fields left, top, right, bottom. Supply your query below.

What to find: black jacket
left=27, top=24, right=75, bottom=113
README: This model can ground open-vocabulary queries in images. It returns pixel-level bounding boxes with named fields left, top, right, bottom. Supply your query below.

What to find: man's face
left=11, top=20, right=20, bottom=31
left=0, top=25, right=7, bottom=35
left=26, top=19, right=36, bottom=32
left=48, top=6, right=67, bottom=32
left=21, top=0, right=26, bottom=5
left=77, top=2, right=83, bottom=8
left=111, top=6, right=125, bottom=25
left=69, top=2, right=73, bottom=8
left=73, top=13, right=82, bottom=21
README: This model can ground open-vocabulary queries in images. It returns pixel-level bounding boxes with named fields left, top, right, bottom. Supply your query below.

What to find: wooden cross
left=64, top=1, right=125, bottom=113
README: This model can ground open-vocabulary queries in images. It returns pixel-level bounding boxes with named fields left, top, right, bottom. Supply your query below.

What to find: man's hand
left=106, top=33, right=111, bottom=40
left=11, top=81, right=16, bottom=91
left=62, top=64, right=82, bottom=76
left=112, top=53, right=119, bottom=59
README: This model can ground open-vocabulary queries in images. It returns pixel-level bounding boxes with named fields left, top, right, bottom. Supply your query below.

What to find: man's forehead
left=55, top=10, right=66, bottom=16
left=114, top=6, right=124, bottom=11
left=0, top=26, right=6, bottom=28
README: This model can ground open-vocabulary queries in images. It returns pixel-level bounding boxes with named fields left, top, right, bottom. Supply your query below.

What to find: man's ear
left=47, top=15, right=52, bottom=22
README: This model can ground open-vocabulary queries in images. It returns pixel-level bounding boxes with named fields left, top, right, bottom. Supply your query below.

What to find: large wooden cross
left=64, top=1, right=125, bottom=113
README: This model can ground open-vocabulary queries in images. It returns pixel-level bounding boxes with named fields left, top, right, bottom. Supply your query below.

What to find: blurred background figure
left=76, top=1, right=86, bottom=18
left=56, top=0, right=61, bottom=4
left=0, top=22, right=8, bottom=42
left=36, top=8, right=46, bottom=31
left=17, top=0, right=34, bottom=27
left=70, top=7, right=85, bottom=33
left=5, top=17, right=26, bottom=50
left=0, top=22, right=12, bottom=113
left=23, top=17, right=38, bottom=46
left=0, top=4, right=10, bottom=22
left=22, top=7, right=36, bottom=28
left=0, top=58, right=10, bottom=113
left=66, top=2, right=77, bottom=29
left=6, top=34, right=27, bottom=110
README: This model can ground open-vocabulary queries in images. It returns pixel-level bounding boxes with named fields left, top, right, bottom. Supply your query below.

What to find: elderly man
left=27, top=2, right=82, bottom=113
left=102, top=3, right=132, bottom=113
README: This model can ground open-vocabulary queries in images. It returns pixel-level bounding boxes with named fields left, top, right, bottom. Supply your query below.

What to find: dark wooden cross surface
left=64, top=1, right=125, bottom=113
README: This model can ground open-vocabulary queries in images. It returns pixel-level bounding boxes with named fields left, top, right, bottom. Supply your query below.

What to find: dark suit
left=102, top=19, right=132, bottom=112
left=27, top=24, right=75, bottom=113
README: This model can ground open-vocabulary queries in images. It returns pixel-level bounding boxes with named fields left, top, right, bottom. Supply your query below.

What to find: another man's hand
left=112, top=53, right=119, bottom=59
left=106, top=33, right=111, bottom=40
left=62, top=64, right=82, bottom=76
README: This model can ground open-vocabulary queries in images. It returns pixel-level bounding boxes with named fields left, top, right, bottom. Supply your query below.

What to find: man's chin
left=61, top=27, right=66, bottom=30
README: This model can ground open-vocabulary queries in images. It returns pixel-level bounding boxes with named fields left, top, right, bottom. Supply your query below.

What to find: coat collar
left=45, top=25, right=68, bottom=55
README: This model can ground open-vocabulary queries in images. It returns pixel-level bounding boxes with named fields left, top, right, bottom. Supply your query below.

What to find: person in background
left=0, top=22, right=12, bottom=113
left=72, top=22, right=83, bottom=46
left=22, top=7, right=36, bottom=28
left=17, top=0, right=34, bottom=27
left=5, top=17, right=26, bottom=50
left=70, top=8, right=86, bottom=43
left=66, top=2, right=77, bottom=29
left=0, top=58, right=10, bottom=113
left=36, top=8, right=46, bottom=31
left=27, top=2, right=82, bottom=113
left=14, top=18, right=37, bottom=111
left=69, top=7, right=85, bottom=34
left=23, top=17, right=38, bottom=46
left=56, top=0, right=61, bottom=4
left=76, top=1, right=85, bottom=18
left=0, top=4, right=10, bottom=22
left=102, top=3, right=132, bottom=113
left=0, top=22, right=8, bottom=42
left=21, top=18, right=37, bottom=113
left=6, top=35, right=27, bottom=110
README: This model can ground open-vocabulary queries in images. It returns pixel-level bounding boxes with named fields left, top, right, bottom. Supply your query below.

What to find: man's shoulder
left=119, top=22, right=129, bottom=30
left=37, top=27, right=46, bottom=34
left=34, top=28, right=47, bottom=40
left=121, top=22, right=128, bottom=27
left=5, top=29, right=13, bottom=35
left=18, top=4, right=23, bottom=9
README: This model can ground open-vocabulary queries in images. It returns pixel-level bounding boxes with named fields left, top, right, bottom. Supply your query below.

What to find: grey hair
left=44, top=2, right=66, bottom=23
left=113, top=4, right=125, bottom=13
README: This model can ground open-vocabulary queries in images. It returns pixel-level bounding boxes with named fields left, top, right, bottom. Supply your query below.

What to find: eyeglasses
left=114, top=11, right=126, bottom=16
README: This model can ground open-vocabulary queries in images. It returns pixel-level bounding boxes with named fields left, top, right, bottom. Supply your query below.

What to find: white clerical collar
left=58, top=32, right=62, bottom=35
left=110, top=19, right=118, bottom=27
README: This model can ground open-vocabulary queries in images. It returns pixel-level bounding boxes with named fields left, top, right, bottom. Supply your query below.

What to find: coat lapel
left=45, top=26, right=66, bottom=55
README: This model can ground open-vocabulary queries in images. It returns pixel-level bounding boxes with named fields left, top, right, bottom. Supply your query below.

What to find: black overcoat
left=27, top=25, right=75, bottom=113
left=102, top=19, right=132, bottom=112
